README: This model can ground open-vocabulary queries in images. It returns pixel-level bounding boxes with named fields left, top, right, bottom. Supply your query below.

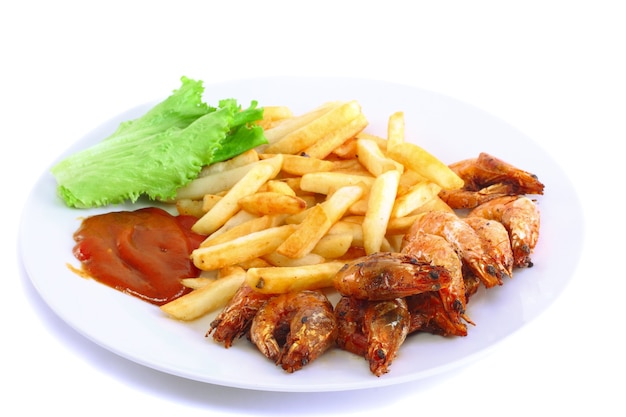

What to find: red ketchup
left=72, top=207, right=205, bottom=306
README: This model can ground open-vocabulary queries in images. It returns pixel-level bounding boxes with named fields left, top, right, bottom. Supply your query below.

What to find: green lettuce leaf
left=51, top=77, right=267, bottom=208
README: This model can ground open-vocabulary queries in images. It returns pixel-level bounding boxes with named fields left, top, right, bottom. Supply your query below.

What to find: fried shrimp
left=439, top=183, right=521, bottom=210
left=249, top=290, right=337, bottom=373
left=401, top=230, right=471, bottom=336
left=335, top=296, right=410, bottom=376
left=333, top=252, right=452, bottom=301
left=408, top=210, right=502, bottom=288
left=207, top=283, right=272, bottom=348
left=463, top=216, right=514, bottom=278
left=440, top=152, right=544, bottom=209
left=335, top=296, right=368, bottom=357
left=363, top=298, right=410, bottom=376
left=468, top=195, right=540, bottom=268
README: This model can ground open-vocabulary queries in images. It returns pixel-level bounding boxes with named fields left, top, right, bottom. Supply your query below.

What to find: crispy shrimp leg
left=249, top=290, right=338, bottom=373
left=408, top=210, right=502, bottom=288
left=335, top=296, right=410, bottom=376
left=333, top=252, right=452, bottom=301
left=469, top=195, right=540, bottom=268
left=207, top=283, right=272, bottom=348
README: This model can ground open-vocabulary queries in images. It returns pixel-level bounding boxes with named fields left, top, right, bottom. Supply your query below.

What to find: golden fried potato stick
left=357, top=132, right=389, bottom=149
left=386, top=214, right=425, bottom=236
left=245, top=261, right=346, bottom=294
left=175, top=198, right=206, bottom=218
left=256, top=106, right=294, bottom=129
left=275, top=204, right=332, bottom=259
left=238, top=192, right=308, bottom=216
left=321, top=184, right=367, bottom=223
left=391, top=180, right=442, bottom=218
left=327, top=219, right=366, bottom=248
left=302, top=112, right=368, bottom=159
left=175, top=151, right=261, bottom=200
left=276, top=154, right=335, bottom=176
left=387, top=142, right=464, bottom=190
left=179, top=277, right=214, bottom=289
left=362, top=169, right=401, bottom=254
left=264, top=100, right=362, bottom=155
left=191, top=155, right=283, bottom=235
left=201, top=194, right=223, bottom=212
left=412, top=195, right=456, bottom=213
left=160, top=267, right=246, bottom=321
left=177, top=161, right=261, bottom=200
left=299, top=171, right=374, bottom=195
left=262, top=251, right=326, bottom=267
left=276, top=185, right=364, bottom=259
left=387, top=111, right=405, bottom=148
left=356, top=138, right=403, bottom=177
left=204, top=210, right=259, bottom=241
left=330, top=158, right=366, bottom=173
left=200, top=214, right=286, bottom=248
left=198, top=149, right=260, bottom=177
left=237, top=257, right=273, bottom=270
left=311, top=233, right=353, bottom=259
left=262, top=179, right=297, bottom=196
left=192, top=224, right=297, bottom=271
left=263, top=102, right=340, bottom=145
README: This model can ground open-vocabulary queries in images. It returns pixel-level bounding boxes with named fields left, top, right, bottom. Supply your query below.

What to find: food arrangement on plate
left=51, top=76, right=545, bottom=377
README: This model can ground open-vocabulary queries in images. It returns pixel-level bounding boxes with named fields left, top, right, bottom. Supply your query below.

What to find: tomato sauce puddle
left=72, top=207, right=206, bottom=306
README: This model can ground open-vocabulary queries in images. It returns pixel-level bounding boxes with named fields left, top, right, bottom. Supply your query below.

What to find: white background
left=3, top=1, right=624, bottom=416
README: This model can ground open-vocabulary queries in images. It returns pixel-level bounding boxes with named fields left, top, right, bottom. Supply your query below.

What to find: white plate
left=19, top=77, right=583, bottom=392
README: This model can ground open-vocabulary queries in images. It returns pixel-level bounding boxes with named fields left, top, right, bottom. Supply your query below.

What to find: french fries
left=192, top=224, right=297, bottom=270
left=362, top=169, right=401, bottom=254
left=160, top=267, right=246, bottom=321
left=276, top=204, right=333, bottom=259
left=299, top=172, right=375, bottom=195
left=175, top=151, right=261, bottom=200
left=159, top=100, right=463, bottom=321
left=263, top=100, right=363, bottom=155
left=356, top=138, right=403, bottom=177
left=191, top=155, right=283, bottom=235
left=391, top=180, right=442, bottom=218
left=386, top=111, right=405, bottom=148
left=277, top=154, right=335, bottom=176
left=245, top=261, right=345, bottom=294
left=386, top=142, right=464, bottom=190
left=238, top=192, right=307, bottom=216
left=199, top=214, right=286, bottom=248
